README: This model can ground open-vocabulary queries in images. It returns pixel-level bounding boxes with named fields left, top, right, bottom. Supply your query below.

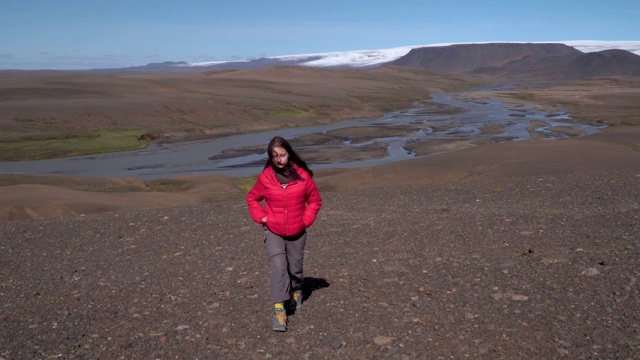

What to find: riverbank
left=1, top=125, right=639, bottom=221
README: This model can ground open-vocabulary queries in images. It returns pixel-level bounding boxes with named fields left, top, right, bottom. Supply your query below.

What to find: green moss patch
left=233, top=176, right=258, bottom=194
left=0, top=129, right=150, bottom=161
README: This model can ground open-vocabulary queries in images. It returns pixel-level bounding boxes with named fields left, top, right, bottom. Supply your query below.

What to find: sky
left=1, top=0, right=639, bottom=70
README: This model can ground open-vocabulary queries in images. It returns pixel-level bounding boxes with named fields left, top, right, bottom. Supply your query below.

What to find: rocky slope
left=1, top=170, right=638, bottom=359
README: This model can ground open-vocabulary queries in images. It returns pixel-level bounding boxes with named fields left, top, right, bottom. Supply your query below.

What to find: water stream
left=0, top=87, right=605, bottom=180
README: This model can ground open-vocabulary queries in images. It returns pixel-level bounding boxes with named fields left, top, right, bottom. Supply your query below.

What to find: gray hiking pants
left=263, top=226, right=307, bottom=303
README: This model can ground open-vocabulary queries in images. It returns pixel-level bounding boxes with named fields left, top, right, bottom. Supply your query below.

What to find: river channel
left=0, top=87, right=605, bottom=180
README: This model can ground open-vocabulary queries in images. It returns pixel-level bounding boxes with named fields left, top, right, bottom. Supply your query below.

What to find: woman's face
left=272, top=146, right=289, bottom=168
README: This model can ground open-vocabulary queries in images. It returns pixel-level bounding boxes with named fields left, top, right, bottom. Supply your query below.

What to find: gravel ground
left=1, top=170, right=639, bottom=359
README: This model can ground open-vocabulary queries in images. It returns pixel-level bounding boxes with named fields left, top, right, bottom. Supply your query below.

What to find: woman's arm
left=247, top=176, right=268, bottom=224
left=302, top=178, right=322, bottom=228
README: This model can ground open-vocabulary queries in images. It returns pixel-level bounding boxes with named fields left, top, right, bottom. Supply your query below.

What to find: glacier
left=187, top=40, right=640, bottom=69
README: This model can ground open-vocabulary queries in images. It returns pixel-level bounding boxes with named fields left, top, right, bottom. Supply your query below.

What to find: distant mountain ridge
left=112, top=41, right=640, bottom=80
left=386, top=43, right=640, bottom=80
left=389, top=43, right=581, bottom=71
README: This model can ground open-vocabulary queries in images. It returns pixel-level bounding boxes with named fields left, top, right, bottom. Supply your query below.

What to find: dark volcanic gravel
left=1, top=171, right=639, bottom=359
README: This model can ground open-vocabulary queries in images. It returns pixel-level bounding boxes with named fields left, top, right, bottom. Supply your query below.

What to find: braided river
left=0, top=86, right=605, bottom=180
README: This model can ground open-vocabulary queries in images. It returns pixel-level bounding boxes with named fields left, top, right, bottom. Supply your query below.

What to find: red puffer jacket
left=247, top=164, right=322, bottom=237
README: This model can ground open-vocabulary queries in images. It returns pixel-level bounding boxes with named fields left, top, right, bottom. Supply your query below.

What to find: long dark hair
left=264, top=136, right=314, bottom=180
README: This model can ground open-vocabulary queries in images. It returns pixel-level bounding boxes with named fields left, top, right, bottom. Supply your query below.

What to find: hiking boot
left=291, top=289, right=303, bottom=309
left=273, top=307, right=287, bottom=331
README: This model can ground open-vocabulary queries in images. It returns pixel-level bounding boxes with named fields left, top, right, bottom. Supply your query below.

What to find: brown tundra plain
left=1, top=66, right=639, bottom=359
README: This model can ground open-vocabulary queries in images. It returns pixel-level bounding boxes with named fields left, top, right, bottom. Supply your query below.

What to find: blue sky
left=1, top=0, right=639, bottom=70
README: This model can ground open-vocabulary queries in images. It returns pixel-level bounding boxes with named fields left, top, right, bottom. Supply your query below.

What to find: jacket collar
left=265, top=163, right=303, bottom=183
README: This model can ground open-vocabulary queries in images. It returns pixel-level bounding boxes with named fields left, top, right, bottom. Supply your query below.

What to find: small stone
left=558, top=340, right=571, bottom=347
left=285, top=337, right=296, bottom=344
left=582, top=268, right=600, bottom=276
left=330, top=338, right=343, bottom=349
left=373, top=336, right=395, bottom=346
left=464, top=312, right=475, bottom=320
left=511, top=294, right=528, bottom=301
left=175, top=325, right=190, bottom=331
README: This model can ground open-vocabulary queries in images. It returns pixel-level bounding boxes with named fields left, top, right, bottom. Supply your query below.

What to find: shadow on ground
left=288, top=277, right=330, bottom=316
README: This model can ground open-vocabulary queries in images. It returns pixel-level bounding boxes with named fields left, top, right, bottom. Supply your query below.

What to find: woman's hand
left=261, top=216, right=267, bottom=224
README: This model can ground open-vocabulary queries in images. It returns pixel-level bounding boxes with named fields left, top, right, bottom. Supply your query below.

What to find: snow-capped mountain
left=186, top=40, right=640, bottom=69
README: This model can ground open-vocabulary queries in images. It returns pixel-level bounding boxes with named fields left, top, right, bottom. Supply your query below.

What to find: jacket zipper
left=282, top=185, right=288, bottom=236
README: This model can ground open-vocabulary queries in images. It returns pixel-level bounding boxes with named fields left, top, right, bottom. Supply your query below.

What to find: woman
left=247, top=136, right=323, bottom=332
